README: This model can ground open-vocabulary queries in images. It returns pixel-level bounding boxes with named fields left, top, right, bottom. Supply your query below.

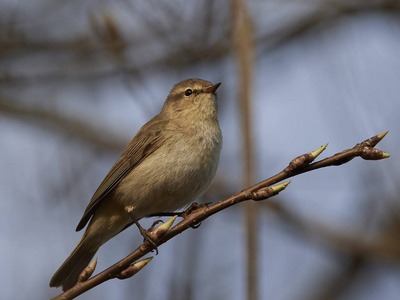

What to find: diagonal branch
left=51, top=131, right=390, bottom=300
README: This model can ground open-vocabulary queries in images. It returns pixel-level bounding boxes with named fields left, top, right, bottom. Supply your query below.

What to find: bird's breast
left=114, top=124, right=222, bottom=218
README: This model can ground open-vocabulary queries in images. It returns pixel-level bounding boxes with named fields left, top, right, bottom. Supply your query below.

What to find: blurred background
left=1, top=0, right=399, bottom=299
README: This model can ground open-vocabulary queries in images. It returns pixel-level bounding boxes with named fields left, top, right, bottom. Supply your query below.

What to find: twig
left=51, top=131, right=390, bottom=300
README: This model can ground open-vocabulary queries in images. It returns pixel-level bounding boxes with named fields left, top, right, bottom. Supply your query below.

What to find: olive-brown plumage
left=50, top=79, right=222, bottom=291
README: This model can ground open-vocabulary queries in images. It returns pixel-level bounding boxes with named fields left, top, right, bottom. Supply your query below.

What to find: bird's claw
left=148, top=220, right=164, bottom=232
left=138, top=227, right=159, bottom=255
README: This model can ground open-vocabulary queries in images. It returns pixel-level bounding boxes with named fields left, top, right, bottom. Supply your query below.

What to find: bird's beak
left=205, top=82, right=221, bottom=94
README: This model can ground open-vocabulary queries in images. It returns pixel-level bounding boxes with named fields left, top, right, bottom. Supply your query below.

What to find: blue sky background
left=1, top=1, right=399, bottom=299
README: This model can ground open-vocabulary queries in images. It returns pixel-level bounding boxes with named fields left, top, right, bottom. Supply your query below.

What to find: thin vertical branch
left=230, top=0, right=256, bottom=299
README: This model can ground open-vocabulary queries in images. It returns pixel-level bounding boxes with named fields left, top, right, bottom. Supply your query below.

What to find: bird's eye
left=184, top=89, right=193, bottom=96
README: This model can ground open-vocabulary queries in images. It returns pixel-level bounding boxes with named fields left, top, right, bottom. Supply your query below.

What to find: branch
left=51, top=131, right=390, bottom=300
left=0, top=98, right=126, bottom=152
left=229, top=0, right=257, bottom=299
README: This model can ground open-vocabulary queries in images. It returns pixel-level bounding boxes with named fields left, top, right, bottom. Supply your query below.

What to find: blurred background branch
left=229, top=0, right=257, bottom=300
left=0, top=1, right=399, bottom=299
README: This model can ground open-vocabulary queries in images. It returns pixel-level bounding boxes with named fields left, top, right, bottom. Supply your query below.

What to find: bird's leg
left=181, top=202, right=211, bottom=218
left=125, top=206, right=159, bottom=254
left=148, top=202, right=213, bottom=218
left=182, top=202, right=212, bottom=228
left=148, top=202, right=212, bottom=229
left=148, top=212, right=181, bottom=218
left=144, top=202, right=213, bottom=231
left=132, top=219, right=159, bottom=254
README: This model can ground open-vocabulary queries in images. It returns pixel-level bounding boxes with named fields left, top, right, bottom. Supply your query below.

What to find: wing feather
left=76, top=118, right=168, bottom=231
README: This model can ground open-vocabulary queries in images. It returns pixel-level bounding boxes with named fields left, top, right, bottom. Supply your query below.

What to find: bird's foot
left=125, top=206, right=159, bottom=254
left=136, top=222, right=159, bottom=254
left=148, top=219, right=164, bottom=232
left=182, top=202, right=212, bottom=229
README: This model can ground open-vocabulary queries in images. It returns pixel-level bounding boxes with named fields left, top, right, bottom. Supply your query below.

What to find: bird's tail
left=49, top=234, right=99, bottom=292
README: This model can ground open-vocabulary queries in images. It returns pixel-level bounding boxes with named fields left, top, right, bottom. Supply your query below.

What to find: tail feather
left=49, top=235, right=98, bottom=292
left=50, top=202, right=130, bottom=291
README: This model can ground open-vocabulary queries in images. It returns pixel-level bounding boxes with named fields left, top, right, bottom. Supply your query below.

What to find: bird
left=49, top=78, right=223, bottom=291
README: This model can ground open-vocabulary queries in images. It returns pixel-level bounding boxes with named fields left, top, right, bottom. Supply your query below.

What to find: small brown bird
left=49, top=79, right=223, bottom=291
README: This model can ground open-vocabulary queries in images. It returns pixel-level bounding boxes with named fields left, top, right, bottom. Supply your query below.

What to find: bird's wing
left=76, top=119, right=168, bottom=231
